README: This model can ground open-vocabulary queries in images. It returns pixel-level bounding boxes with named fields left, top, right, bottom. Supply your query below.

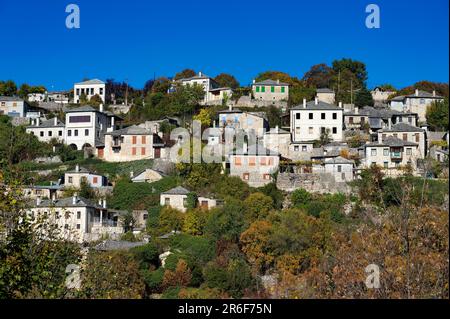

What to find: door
left=97, top=148, right=104, bottom=158
left=155, top=148, right=161, bottom=158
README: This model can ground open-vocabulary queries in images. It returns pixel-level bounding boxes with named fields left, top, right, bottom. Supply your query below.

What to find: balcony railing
left=391, top=152, right=402, bottom=160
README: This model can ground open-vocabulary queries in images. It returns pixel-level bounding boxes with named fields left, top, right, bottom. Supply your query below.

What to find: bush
left=143, top=268, right=165, bottom=292
left=131, top=242, right=160, bottom=270
left=291, top=188, right=312, bottom=207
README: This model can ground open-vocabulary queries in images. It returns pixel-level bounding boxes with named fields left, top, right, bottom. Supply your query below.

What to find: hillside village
left=0, top=63, right=448, bottom=299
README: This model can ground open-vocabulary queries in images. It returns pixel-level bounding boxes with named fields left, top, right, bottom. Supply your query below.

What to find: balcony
left=390, top=151, right=402, bottom=160
left=111, top=140, right=122, bottom=149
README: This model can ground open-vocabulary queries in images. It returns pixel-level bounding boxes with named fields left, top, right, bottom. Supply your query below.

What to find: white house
left=290, top=98, right=344, bottom=143
left=26, top=117, right=66, bottom=143
left=160, top=186, right=218, bottom=212
left=172, top=72, right=230, bottom=104
left=74, top=79, right=106, bottom=104
left=64, top=105, right=120, bottom=151
left=389, top=89, right=444, bottom=123
left=64, top=165, right=108, bottom=188
left=130, top=169, right=165, bottom=183
left=364, top=136, right=421, bottom=176
left=27, top=93, right=46, bottom=103
left=252, top=79, right=289, bottom=103
left=27, top=195, right=123, bottom=243
left=371, top=87, right=396, bottom=105
left=322, top=156, right=355, bottom=182
left=0, top=96, right=27, bottom=118
left=48, top=91, right=70, bottom=104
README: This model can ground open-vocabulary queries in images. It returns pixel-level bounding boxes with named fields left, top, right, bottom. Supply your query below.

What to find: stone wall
left=276, top=172, right=352, bottom=194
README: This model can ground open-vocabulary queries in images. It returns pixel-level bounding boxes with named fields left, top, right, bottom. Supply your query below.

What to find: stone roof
left=162, top=186, right=190, bottom=195
left=29, top=196, right=102, bottom=208
left=316, top=88, right=334, bottom=93
left=0, top=96, right=24, bottom=102
left=325, top=156, right=354, bottom=165
left=253, top=79, right=289, bottom=86
left=27, top=118, right=65, bottom=128
left=65, top=105, right=98, bottom=113
left=427, top=131, right=447, bottom=142
left=344, top=106, right=407, bottom=118
left=405, top=90, right=443, bottom=99
left=230, top=144, right=280, bottom=156
left=75, top=79, right=105, bottom=85
left=379, top=123, right=424, bottom=133
left=66, top=166, right=92, bottom=174
left=365, top=136, right=418, bottom=148
left=291, top=100, right=342, bottom=111
left=93, top=240, right=147, bottom=251
left=105, top=125, right=152, bottom=136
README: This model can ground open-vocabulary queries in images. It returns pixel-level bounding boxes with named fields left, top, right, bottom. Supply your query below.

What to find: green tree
left=426, top=98, right=449, bottom=131
left=243, top=192, right=274, bottom=223
left=0, top=80, right=17, bottom=96
left=291, top=188, right=312, bottom=207
left=174, top=69, right=196, bottom=80
left=89, top=94, right=103, bottom=107
left=214, top=73, right=240, bottom=89
left=354, top=86, right=374, bottom=107
left=302, top=63, right=335, bottom=88
left=159, top=206, right=185, bottom=233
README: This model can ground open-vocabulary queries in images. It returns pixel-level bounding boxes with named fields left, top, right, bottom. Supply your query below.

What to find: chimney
left=213, top=120, right=216, bottom=128
left=54, top=117, right=57, bottom=126
left=339, top=102, right=343, bottom=108
left=130, top=171, right=134, bottom=178
left=36, top=118, right=40, bottom=126
left=75, top=164, right=80, bottom=172
left=277, top=79, right=280, bottom=84
left=199, top=71, right=202, bottom=77
left=72, top=193, right=78, bottom=205
left=303, top=98, right=307, bottom=108
left=415, top=89, right=419, bottom=96
left=36, top=197, right=42, bottom=206
left=315, top=97, right=318, bottom=105
left=252, top=79, right=255, bottom=84
left=354, top=106, right=359, bottom=114
left=100, top=104, right=104, bottom=112
left=228, top=104, right=233, bottom=111
left=52, top=146, right=56, bottom=153
left=433, top=90, right=436, bottom=97
left=275, top=125, right=279, bottom=133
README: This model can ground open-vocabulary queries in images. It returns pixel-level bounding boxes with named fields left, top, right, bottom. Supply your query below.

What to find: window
left=68, top=177, right=73, bottom=184
left=76, top=224, right=80, bottom=230
left=349, top=117, right=353, bottom=124
left=371, top=149, right=377, bottom=156
left=48, top=131, right=52, bottom=137
left=393, top=133, right=398, bottom=138
left=100, top=88, right=104, bottom=94
left=132, top=147, right=137, bottom=155
left=91, top=88, right=94, bottom=95
left=93, top=177, right=98, bottom=184
left=58, top=131, right=63, bottom=136
left=74, top=130, right=78, bottom=137
left=261, top=86, right=266, bottom=93
left=361, top=117, right=365, bottom=124
left=415, top=134, right=420, bottom=142
left=77, top=211, right=81, bottom=219
left=398, top=117, right=403, bottom=122
left=85, top=129, right=89, bottom=136
left=309, top=113, right=313, bottom=120
left=143, top=214, right=148, bottom=220
left=332, top=127, right=337, bottom=134
left=243, top=173, right=250, bottom=180
left=141, top=147, right=146, bottom=155
left=406, top=148, right=412, bottom=155
left=308, top=127, right=313, bottom=134
left=403, top=133, right=407, bottom=141
left=382, top=134, right=386, bottom=140
left=321, top=113, right=326, bottom=120
left=383, top=148, right=389, bottom=156
left=271, top=86, right=275, bottom=93
left=296, top=113, right=300, bottom=120
left=234, top=157, right=241, bottom=166
left=260, top=157, right=267, bottom=165
left=302, top=145, right=307, bottom=152
left=76, top=88, right=80, bottom=95
left=142, top=136, right=146, bottom=144
left=337, top=165, right=342, bottom=173
left=249, top=157, right=256, bottom=166
left=65, top=224, right=69, bottom=230
left=295, top=127, right=300, bottom=134
left=420, top=98, right=425, bottom=104
left=281, top=87, right=285, bottom=93
left=69, top=115, right=91, bottom=123
left=408, top=117, right=412, bottom=124
left=132, top=136, right=137, bottom=144
left=332, top=113, right=337, bottom=120
left=384, top=162, right=388, bottom=168
left=263, top=174, right=271, bottom=180
left=268, top=158, right=274, bottom=165
left=68, top=130, right=72, bottom=137
left=40, top=131, right=44, bottom=137
left=164, top=198, right=170, bottom=206
left=294, top=145, right=299, bottom=152
left=256, top=86, right=260, bottom=93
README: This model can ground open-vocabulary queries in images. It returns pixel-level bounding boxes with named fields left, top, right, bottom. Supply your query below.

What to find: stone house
left=228, top=144, right=280, bottom=187
left=160, top=186, right=218, bottom=212
left=101, top=125, right=166, bottom=162
left=364, top=136, right=421, bottom=175
left=218, top=107, right=269, bottom=138
left=389, top=89, right=444, bottom=122
left=0, top=96, right=28, bottom=118
left=316, top=88, right=335, bottom=104
left=371, top=86, right=396, bottom=106
left=252, top=79, right=289, bottom=103
left=377, top=123, right=426, bottom=158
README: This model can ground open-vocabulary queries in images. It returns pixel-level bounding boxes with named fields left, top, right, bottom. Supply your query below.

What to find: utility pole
left=125, top=78, right=129, bottom=106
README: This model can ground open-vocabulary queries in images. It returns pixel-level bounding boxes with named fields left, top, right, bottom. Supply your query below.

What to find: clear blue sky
left=0, top=0, right=448, bottom=91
